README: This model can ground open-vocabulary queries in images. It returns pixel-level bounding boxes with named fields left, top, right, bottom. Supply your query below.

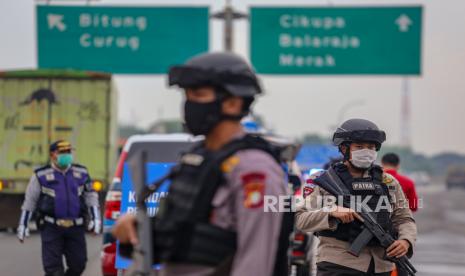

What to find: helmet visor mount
left=168, top=66, right=262, bottom=95
left=333, top=129, right=386, bottom=150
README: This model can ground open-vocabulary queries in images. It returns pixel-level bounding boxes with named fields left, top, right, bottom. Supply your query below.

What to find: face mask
left=57, top=153, right=73, bottom=168
left=184, top=99, right=223, bottom=136
left=350, top=149, right=377, bottom=169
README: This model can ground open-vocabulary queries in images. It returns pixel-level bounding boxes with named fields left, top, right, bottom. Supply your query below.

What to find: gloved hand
left=17, top=210, right=32, bottom=243
left=87, top=218, right=101, bottom=234
left=17, top=224, right=30, bottom=242
left=88, top=206, right=101, bottom=234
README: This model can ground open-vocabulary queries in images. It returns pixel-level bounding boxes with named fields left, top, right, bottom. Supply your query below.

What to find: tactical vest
left=316, top=163, right=396, bottom=246
left=152, top=134, right=293, bottom=275
left=35, top=164, right=89, bottom=219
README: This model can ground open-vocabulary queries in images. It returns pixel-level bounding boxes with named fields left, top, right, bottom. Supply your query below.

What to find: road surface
left=411, top=185, right=465, bottom=276
left=1, top=184, right=464, bottom=275
left=0, top=231, right=101, bottom=276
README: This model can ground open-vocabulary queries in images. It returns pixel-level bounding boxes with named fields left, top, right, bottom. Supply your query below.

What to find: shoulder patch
left=302, top=170, right=322, bottom=197
left=221, top=155, right=240, bottom=173
left=383, top=173, right=394, bottom=184
left=45, top=173, right=55, bottom=181
left=242, top=172, right=266, bottom=209
left=303, top=179, right=316, bottom=198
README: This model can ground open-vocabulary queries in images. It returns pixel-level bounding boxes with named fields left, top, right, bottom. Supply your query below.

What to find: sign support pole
left=401, top=77, right=412, bottom=148
left=211, top=0, right=247, bottom=52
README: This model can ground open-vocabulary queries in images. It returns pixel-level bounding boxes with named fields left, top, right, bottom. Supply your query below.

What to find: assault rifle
left=315, top=168, right=417, bottom=276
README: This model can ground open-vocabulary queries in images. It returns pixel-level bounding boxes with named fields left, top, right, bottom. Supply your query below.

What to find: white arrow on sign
left=47, top=14, right=67, bottom=32
left=395, top=14, right=412, bottom=32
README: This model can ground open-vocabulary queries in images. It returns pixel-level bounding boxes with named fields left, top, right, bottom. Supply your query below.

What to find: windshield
left=127, top=141, right=196, bottom=163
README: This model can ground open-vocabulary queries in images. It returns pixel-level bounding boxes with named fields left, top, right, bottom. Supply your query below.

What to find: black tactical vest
left=151, top=134, right=292, bottom=275
left=317, top=163, right=396, bottom=246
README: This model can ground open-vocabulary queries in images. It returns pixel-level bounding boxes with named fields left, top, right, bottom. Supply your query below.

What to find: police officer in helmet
left=113, top=52, right=291, bottom=276
left=17, top=140, right=101, bottom=276
left=296, top=119, right=417, bottom=276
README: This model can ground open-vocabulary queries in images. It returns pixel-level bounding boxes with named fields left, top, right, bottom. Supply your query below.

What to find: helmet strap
left=215, top=88, right=251, bottom=121
left=340, top=143, right=351, bottom=161
left=220, top=113, right=244, bottom=121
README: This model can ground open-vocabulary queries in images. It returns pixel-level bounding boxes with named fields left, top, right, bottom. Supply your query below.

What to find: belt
left=43, top=216, right=84, bottom=228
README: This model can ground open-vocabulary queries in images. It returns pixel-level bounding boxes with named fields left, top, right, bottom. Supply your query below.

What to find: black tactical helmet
left=168, top=52, right=262, bottom=97
left=333, top=118, right=386, bottom=150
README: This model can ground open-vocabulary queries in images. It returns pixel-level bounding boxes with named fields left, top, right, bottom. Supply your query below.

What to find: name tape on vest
left=352, top=182, right=375, bottom=190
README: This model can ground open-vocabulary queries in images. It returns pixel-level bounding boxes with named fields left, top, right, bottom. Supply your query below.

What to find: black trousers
left=317, top=259, right=392, bottom=276
left=41, top=223, right=87, bottom=276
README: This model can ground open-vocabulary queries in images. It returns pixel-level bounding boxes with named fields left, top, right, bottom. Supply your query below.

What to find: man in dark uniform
left=296, top=119, right=417, bottom=276
left=17, top=140, right=100, bottom=276
left=112, top=52, right=292, bottom=276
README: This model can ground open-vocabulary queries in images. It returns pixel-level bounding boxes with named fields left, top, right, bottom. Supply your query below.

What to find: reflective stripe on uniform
left=36, top=168, right=54, bottom=178
left=78, top=185, right=84, bottom=196
left=43, top=216, right=55, bottom=224
left=91, top=205, right=100, bottom=220
left=20, top=210, right=31, bottom=227
left=181, top=154, right=204, bottom=166
left=41, top=186, right=56, bottom=197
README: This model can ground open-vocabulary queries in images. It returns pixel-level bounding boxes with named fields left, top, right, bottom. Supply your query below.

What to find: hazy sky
left=1, top=0, right=464, bottom=155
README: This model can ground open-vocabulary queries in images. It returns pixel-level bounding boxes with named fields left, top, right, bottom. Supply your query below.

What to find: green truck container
left=0, top=69, right=118, bottom=228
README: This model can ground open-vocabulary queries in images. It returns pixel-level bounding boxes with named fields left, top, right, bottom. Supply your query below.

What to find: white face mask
left=350, top=148, right=378, bottom=169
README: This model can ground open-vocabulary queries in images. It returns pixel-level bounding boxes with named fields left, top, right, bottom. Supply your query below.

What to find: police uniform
left=296, top=165, right=417, bottom=275
left=118, top=134, right=291, bottom=276
left=160, top=138, right=287, bottom=276
left=119, top=52, right=293, bottom=276
left=295, top=119, right=417, bottom=276
left=17, top=141, right=100, bottom=276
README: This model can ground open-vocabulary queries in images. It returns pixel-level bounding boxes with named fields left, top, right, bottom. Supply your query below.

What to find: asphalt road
left=0, top=231, right=102, bottom=276
left=410, top=185, right=465, bottom=276
left=1, top=184, right=464, bottom=276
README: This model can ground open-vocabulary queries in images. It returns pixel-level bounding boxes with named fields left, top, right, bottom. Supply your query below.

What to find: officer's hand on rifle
left=386, top=239, right=410, bottom=258
left=329, top=206, right=364, bottom=224
left=112, top=213, right=139, bottom=245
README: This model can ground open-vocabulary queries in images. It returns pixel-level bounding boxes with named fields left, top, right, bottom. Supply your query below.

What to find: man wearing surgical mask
left=17, top=140, right=100, bottom=276
left=296, top=119, right=417, bottom=276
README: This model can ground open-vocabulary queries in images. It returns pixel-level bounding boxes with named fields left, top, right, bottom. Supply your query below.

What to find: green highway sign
left=250, top=6, right=422, bottom=75
left=37, top=6, right=209, bottom=74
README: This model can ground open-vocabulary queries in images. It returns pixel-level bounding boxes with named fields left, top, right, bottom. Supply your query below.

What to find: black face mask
left=184, top=99, right=223, bottom=136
